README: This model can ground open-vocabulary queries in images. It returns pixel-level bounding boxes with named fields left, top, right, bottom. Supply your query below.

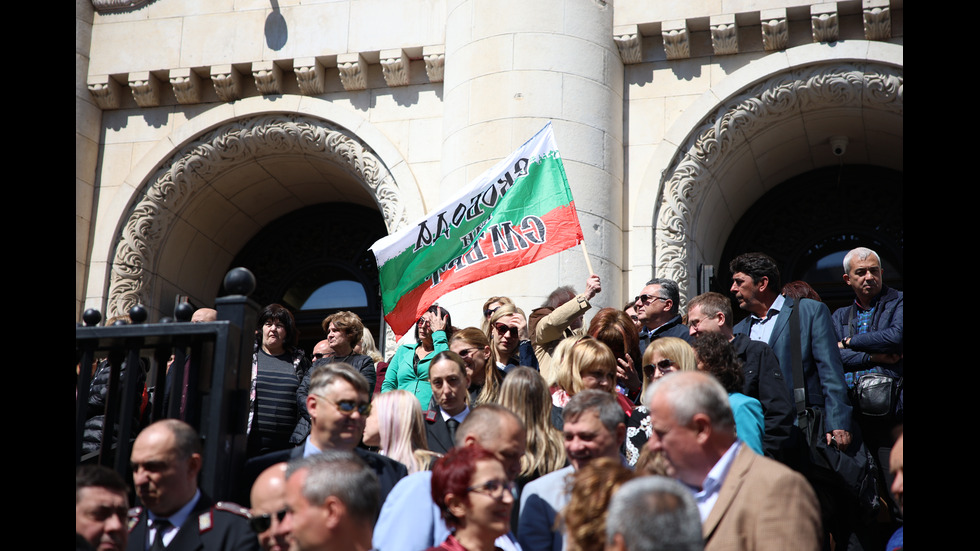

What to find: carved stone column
left=440, top=0, right=624, bottom=315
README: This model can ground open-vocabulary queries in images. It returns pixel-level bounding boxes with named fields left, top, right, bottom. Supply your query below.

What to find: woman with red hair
left=427, top=445, right=515, bottom=551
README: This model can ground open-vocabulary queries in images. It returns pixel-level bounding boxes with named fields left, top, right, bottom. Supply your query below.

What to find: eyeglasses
left=494, top=324, right=519, bottom=337
left=312, top=394, right=372, bottom=416
left=467, top=478, right=515, bottom=499
left=635, top=294, right=665, bottom=304
left=249, top=508, right=286, bottom=533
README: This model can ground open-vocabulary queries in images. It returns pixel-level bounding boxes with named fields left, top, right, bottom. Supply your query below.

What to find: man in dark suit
left=645, top=371, right=821, bottom=551
left=686, top=291, right=795, bottom=462
left=424, top=351, right=471, bottom=454
left=244, top=363, right=407, bottom=508
left=127, top=419, right=259, bottom=551
left=728, top=252, right=852, bottom=449
left=635, top=277, right=693, bottom=355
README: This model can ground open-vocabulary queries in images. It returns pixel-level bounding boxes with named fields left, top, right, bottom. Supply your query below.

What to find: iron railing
left=75, top=268, right=259, bottom=501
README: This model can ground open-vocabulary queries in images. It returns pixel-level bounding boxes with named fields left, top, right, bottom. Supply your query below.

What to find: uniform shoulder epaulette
left=214, top=501, right=251, bottom=518
left=127, top=507, right=143, bottom=531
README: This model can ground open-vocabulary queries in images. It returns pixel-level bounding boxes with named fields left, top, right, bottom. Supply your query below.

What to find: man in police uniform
left=126, top=419, right=259, bottom=551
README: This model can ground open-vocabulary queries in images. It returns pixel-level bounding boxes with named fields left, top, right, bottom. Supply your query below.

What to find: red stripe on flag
left=384, top=203, right=583, bottom=337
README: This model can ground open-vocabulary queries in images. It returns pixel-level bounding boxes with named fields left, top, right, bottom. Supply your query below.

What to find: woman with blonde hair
left=480, top=295, right=514, bottom=336
left=362, top=389, right=439, bottom=473
left=624, top=336, right=697, bottom=465
left=550, top=336, right=633, bottom=425
left=449, top=327, right=503, bottom=406
left=498, top=367, right=566, bottom=482
left=487, top=304, right=538, bottom=372
left=640, top=336, right=697, bottom=400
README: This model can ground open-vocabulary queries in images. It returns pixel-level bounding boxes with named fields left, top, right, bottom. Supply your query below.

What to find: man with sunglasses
left=244, top=363, right=407, bottom=510
left=635, top=278, right=693, bottom=356
left=249, top=463, right=296, bottom=551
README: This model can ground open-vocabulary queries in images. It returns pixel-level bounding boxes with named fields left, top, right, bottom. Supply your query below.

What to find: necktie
left=446, top=418, right=459, bottom=443
left=150, top=518, right=171, bottom=551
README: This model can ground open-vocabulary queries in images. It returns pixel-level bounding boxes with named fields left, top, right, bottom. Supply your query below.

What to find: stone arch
left=633, top=42, right=903, bottom=307
left=105, top=111, right=414, bottom=319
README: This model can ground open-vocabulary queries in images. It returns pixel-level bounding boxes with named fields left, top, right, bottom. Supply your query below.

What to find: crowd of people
left=76, top=247, right=903, bottom=551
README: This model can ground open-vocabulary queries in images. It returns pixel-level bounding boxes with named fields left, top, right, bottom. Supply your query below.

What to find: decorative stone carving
left=423, top=46, right=445, bottom=83
left=710, top=15, right=738, bottom=56
left=760, top=9, right=788, bottom=51
left=129, top=71, right=160, bottom=107
left=252, top=61, right=283, bottom=95
left=106, top=115, right=409, bottom=318
left=863, top=0, right=891, bottom=41
left=211, top=65, right=242, bottom=101
left=662, top=21, right=690, bottom=60
left=381, top=49, right=410, bottom=87
left=811, top=4, right=839, bottom=43
left=654, top=63, right=903, bottom=309
left=170, top=68, right=202, bottom=104
left=88, top=75, right=121, bottom=110
left=613, top=25, right=642, bottom=65
left=90, top=0, right=154, bottom=13
left=337, top=53, right=368, bottom=91
left=294, top=58, right=325, bottom=95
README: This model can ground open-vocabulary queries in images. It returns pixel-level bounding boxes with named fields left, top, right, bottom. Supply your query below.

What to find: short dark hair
left=76, top=465, right=128, bottom=502
left=645, top=278, right=680, bottom=314
left=563, top=389, right=625, bottom=435
left=258, top=303, right=300, bottom=349
left=728, top=253, right=780, bottom=289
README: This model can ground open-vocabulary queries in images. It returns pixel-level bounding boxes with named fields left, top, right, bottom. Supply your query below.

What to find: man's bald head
left=191, top=308, right=217, bottom=323
left=250, top=463, right=295, bottom=551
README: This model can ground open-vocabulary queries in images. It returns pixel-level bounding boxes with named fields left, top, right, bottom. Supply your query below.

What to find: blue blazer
left=733, top=297, right=852, bottom=433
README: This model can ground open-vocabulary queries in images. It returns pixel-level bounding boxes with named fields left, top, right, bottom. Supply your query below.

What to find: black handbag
left=852, top=372, right=902, bottom=418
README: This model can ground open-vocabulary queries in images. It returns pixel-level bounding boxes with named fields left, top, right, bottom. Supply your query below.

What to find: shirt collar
left=148, top=488, right=201, bottom=529
left=751, top=294, right=785, bottom=322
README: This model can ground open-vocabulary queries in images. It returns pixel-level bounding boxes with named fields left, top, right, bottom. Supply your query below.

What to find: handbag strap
left=789, top=298, right=807, bottom=416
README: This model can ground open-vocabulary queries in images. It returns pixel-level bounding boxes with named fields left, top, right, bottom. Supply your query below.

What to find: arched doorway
left=228, top=203, right=386, bottom=354
left=720, top=164, right=903, bottom=320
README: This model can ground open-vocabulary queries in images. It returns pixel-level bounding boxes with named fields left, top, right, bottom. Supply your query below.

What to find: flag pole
left=581, top=239, right=595, bottom=275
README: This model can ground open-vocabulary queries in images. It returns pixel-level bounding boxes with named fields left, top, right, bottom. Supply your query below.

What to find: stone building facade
left=76, top=0, right=903, bottom=350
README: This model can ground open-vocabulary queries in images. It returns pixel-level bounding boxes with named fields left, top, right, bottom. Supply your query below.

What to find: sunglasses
left=311, top=352, right=327, bottom=360
left=643, top=359, right=677, bottom=378
left=312, top=394, right=372, bottom=416
left=635, top=294, right=665, bottom=304
left=249, top=508, right=286, bottom=533
left=494, top=324, right=519, bottom=337
left=484, top=307, right=500, bottom=318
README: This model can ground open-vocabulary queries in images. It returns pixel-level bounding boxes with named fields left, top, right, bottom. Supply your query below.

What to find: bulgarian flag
left=370, top=122, right=584, bottom=338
